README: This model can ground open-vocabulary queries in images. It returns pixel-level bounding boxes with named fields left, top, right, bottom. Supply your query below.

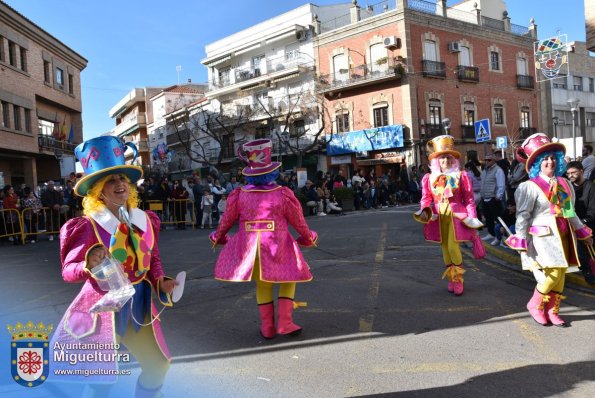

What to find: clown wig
left=245, top=170, right=280, bottom=186
left=82, top=174, right=140, bottom=216
left=528, top=150, right=566, bottom=179
left=429, top=154, right=461, bottom=176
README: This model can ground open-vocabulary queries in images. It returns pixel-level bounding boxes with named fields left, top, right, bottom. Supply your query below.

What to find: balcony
left=113, top=114, right=146, bottom=137
left=318, top=59, right=404, bottom=93
left=167, top=158, right=192, bottom=173
left=424, top=124, right=443, bottom=139
left=38, top=135, right=77, bottom=153
left=518, top=127, right=537, bottom=139
left=456, top=66, right=479, bottom=83
left=516, top=74, right=534, bottom=90
left=461, top=125, right=476, bottom=140
left=422, top=60, right=446, bottom=79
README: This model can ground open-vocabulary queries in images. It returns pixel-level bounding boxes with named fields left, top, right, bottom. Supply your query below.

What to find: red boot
left=545, top=292, right=568, bottom=327
left=258, top=302, right=276, bottom=339
left=526, top=288, right=548, bottom=325
left=276, top=298, right=302, bottom=336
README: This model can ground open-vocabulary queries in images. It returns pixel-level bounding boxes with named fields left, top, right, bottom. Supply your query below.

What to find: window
left=516, top=58, right=528, bottom=75
left=291, top=119, right=306, bottom=137
left=553, top=80, right=567, bottom=89
left=423, top=40, right=437, bottom=61
left=332, top=53, right=348, bottom=81
left=218, top=68, right=230, bottom=85
left=8, top=41, right=16, bottom=67
left=0, top=36, right=4, bottom=61
left=252, top=55, right=264, bottom=76
left=490, top=52, right=500, bottom=71
left=13, top=105, right=21, bottom=131
left=1, top=101, right=10, bottom=129
left=44, top=61, right=51, bottom=83
left=429, top=100, right=442, bottom=126
left=521, top=107, right=530, bottom=128
left=573, top=76, right=583, bottom=91
left=336, top=113, right=350, bottom=133
left=56, top=67, right=64, bottom=86
left=586, top=112, right=595, bottom=127
left=463, top=102, right=475, bottom=126
left=370, top=43, right=387, bottom=72
left=68, top=74, right=74, bottom=94
left=24, top=109, right=31, bottom=133
left=494, top=104, right=504, bottom=125
left=373, top=106, right=389, bottom=127
left=459, top=46, right=471, bottom=66
left=38, top=119, right=54, bottom=136
left=19, top=47, right=27, bottom=72
left=590, top=78, right=595, bottom=93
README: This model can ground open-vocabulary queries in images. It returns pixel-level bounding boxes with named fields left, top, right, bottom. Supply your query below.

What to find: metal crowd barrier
left=0, top=209, right=23, bottom=243
left=146, top=199, right=195, bottom=230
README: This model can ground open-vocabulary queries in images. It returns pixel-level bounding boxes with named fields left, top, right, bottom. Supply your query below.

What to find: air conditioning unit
left=296, top=30, right=307, bottom=42
left=448, top=42, right=461, bottom=53
left=383, top=36, right=400, bottom=49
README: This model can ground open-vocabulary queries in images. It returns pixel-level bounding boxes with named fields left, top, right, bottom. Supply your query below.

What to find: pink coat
left=211, top=185, right=316, bottom=282
left=50, top=211, right=170, bottom=382
left=419, top=171, right=479, bottom=243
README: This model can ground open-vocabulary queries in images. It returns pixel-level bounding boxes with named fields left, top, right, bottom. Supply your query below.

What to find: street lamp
left=552, top=116, right=559, bottom=139
left=441, top=118, right=451, bottom=135
left=567, top=98, right=580, bottom=159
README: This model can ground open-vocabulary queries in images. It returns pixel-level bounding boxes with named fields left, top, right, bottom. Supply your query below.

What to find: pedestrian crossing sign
left=474, top=119, right=491, bottom=143
left=496, top=136, right=508, bottom=149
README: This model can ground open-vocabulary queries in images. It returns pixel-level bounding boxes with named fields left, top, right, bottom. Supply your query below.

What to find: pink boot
left=258, top=302, right=276, bottom=339
left=545, top=292, right=568, bottom=327
left=452, top=264, right=465, bottom=296
left=442, top=265, right=455, bottom=293
left=276, top=298, right=302, bottom=336
left=526, top=288, right=549, bottom=325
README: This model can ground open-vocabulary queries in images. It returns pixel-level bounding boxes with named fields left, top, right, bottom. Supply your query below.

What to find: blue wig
left=245, top=170, right=280, bottom=185
left=528, top=150, right=567, bottom=178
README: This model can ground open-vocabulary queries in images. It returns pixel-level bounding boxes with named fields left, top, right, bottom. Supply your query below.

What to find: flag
left=60, top=121, right=67, bottom=141
left=52, top=120, right=60, bottom=139
left=68, top=125, right=75, bottom=143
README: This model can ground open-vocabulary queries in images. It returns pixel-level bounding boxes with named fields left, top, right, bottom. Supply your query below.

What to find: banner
left=327, top=124, right=403, bottom=156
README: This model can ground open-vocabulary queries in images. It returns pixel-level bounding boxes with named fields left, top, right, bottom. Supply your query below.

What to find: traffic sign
left=474, top=119, right=491, bottom=143
left=496, top=136, right=508, bottom=149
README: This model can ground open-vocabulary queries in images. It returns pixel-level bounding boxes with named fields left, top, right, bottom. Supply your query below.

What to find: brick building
left=0, top=0, right=87, bottom=189
left=315, top=0, right=539, bottom=178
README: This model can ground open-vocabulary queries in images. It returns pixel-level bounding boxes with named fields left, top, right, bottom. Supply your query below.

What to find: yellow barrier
left=0, top=208, right=23, bottom=243
left=146, top=199, right=195, bottom=230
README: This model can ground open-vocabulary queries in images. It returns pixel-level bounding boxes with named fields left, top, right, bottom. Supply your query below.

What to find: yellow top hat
left=427, top=135, right=461, bottom=160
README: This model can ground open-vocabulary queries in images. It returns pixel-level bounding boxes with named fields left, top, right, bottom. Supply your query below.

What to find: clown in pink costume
left=413, top=135, right=485, bottom=296
left=505, top=133, right=592, bottom=327
left=210, top=139, right=317, bottom=339
left=49, top=136, right=176, bottom=397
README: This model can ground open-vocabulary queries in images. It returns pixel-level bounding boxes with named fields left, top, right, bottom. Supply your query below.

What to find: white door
left=333, top=54, right=348, bottom=82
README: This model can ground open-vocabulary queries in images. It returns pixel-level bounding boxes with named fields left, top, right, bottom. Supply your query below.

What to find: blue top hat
left=74, top=136, right=143, bottom=197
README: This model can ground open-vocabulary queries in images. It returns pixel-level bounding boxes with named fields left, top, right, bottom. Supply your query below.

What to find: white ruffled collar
left=89, top=205, right=147, bottom=233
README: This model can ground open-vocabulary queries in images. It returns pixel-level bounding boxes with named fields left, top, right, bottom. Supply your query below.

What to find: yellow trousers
left=252, top=254, right=296, bottom=304
left=439, top=203, right=462, bottom=266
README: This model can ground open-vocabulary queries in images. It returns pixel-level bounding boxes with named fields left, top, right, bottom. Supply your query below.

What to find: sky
left=4, top=0, right=588, bottom=140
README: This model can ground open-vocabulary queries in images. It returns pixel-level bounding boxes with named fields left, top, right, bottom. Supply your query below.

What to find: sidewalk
left=481, top=240, right=595, bottom=292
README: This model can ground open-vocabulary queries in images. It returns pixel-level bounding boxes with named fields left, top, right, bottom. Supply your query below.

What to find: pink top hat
left=237, top=139, right=281, bottom=176
left=518, top=133, right=565, bottom=172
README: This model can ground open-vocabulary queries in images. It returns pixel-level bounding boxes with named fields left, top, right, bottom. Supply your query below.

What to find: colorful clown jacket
left=210, top=184, right=317, bottom=282
left=507, top=175, right=592, bottom=271
left=49, top=207, right=171, bottom=382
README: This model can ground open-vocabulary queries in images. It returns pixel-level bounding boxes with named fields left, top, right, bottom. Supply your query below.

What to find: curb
left=481, top=241, right=595, bottom=291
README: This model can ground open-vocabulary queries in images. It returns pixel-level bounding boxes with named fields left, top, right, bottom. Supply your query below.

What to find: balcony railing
left=38, top=135, right=77, bottom=153
left=516, top=74, right=534, bottom=89
left=113, top=114, right=146, bottom=137
left=457, top=66, right=479, bottom=83
left=318, top=58, right=403, bottom=91
left=461, top=125, right=476, bottom=140
left=422, top=60, right=446, bottom=78
left=518, top=127, right=537, bottom=139
left=425, top=124, right=443, bottom=139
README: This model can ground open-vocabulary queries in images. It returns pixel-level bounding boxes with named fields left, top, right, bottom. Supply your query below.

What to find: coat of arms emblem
left=7, top=321, right=53, bottom=388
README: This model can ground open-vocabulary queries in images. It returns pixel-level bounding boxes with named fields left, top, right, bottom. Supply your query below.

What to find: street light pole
left=552, top=116, right=559, bottom=140
left=567, top=98, right=580, bottom=159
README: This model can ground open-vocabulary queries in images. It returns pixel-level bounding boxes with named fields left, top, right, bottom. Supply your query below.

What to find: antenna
left=176, top=65, right=182, bottom=85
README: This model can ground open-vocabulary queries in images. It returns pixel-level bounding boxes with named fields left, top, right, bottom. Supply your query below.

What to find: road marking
left=358, top=224, right=386, bottom=333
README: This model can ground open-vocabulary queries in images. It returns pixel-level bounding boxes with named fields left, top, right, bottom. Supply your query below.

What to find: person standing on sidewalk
left=480, top=153, right=506, bottom=243
left=413, top=135, right=485, bottom=296
left=505, top=134, right=593, bottom=327
left=566, top=161, right=595, bottom=284
left=210, top=138, right=317, bottom=339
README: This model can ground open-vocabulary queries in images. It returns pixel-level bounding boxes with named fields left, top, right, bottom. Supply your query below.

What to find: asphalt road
left=1, top=205, right=594, bottom=397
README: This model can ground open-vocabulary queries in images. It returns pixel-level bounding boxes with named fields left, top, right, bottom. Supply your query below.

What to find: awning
left=203, top=54, right=232, bottom=67
left=356, top=156, right=403, bottom=166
